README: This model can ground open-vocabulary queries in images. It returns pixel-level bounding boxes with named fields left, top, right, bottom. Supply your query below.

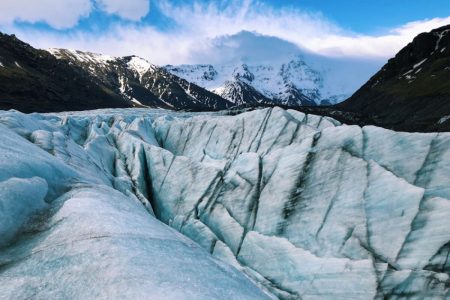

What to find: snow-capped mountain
left=48, top=48, right=233, bottom=110
left=164, top=31, right=382, bottom=108
left=166, top=56, right=335, bottom=106
left=0, top=31, right=381, bottom=113
left=1, top=107, right=449, bottom=299
left=0, top=32, right=129, bottom=112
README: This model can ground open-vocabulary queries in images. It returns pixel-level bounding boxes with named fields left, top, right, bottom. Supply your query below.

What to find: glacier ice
left=0, top=107, right=449, bottom=299
left=0, top=110, right=269, bottom=300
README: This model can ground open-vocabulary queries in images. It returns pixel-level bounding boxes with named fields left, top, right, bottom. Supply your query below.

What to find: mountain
left=165, top=31, right=381, bottom=107
left=49, top=49, right=233, bottom=110
left=166, top=57, right=342, bottom=107
left=0, top=30, right=382, bottom=114
left=1, top=107, right=449, bottom=299
left=337, top=24, right=450, bottom=131
left=0, top=32, right=233, bottom=112
left=0, top=32, right=129, bottom=112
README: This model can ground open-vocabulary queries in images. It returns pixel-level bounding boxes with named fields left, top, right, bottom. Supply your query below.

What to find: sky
left=0, top=0, right=449, bottom=65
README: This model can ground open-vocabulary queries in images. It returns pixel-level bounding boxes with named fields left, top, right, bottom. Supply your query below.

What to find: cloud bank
left=1, top=0, right=449, bottom=65
left=0, top=0, right=92, bottom=29
left=0, top=0, right=150, bottom=29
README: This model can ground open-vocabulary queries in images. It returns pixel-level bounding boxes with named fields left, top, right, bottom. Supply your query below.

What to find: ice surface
left=0, top=107, right=449, bottom=299
left=0, top=111, right=269, bottom=300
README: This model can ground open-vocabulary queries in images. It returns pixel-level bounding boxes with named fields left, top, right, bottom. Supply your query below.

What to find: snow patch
left=48, top=48, right=114, bottom=66
left=413, top=58, right=427, bottom=69
left=127, top=56, right=155, bottom=81
left=131, top=98, right=145, bottom=106
left=438, top=115, right=450, bottom=124
left=434, top=29, right=450, bottom=51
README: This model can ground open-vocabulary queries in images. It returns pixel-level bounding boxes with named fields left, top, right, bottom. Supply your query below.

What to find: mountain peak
left=125, top=55, right=156, bottom=80
left=166, top=56, right=345, bottom=106
left=232, top=64, right=254, bottom=82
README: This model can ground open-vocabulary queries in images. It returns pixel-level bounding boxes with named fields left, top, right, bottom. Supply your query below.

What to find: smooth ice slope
left=0, top=107, right=449, bottom=299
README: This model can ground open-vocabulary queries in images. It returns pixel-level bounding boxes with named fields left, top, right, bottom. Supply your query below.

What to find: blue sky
left=266, top=0, right=450, bottom=33
left=1, top=0, right=449, bottom=64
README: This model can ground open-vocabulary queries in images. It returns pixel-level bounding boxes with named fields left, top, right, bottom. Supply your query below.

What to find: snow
left=438, top=115, right=450, bottom=124
left=166, top=56, right=352, bottom=105
left=163, top=31, right=382, bottom=106
left=118, top=75, right=127, bottom=94
left=402, top=69, right=413, bottom=76
left=127, top=56, right=155, bottom=81
left=0, top=61, right=4, bottom=67
left=434, top=29, right=450, bottom=51
left=0, top=107, right=450, bottom=299
left=131, top=98, right=145, bottom=106
left=413, top=58, right=428, bottom=69
left=48, top=49, right=155, bottom=82
left=402, top=58, right=429, bottom=80
left=48, top=48, right=114, bottom=66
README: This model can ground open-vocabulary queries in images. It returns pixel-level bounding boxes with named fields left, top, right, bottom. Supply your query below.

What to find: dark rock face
left=219, top=79, right=273, bottom=106
left=337, top=24, right=450, bottom=132
left=0, top=33, right=129, bottom=113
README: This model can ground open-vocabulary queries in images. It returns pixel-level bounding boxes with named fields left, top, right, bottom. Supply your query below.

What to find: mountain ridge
left=0, top=32, right=129, bottom=112
left=48, top=48, right=234, bottom=110
left=165, top=56, right=346, bottom=107
left=337, top=24, right=450, bottom=131
left=0, top=32, right=234, bottom=113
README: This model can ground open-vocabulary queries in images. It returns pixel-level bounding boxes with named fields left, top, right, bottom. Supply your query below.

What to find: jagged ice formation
left=0, top=107, right=449, bottom=299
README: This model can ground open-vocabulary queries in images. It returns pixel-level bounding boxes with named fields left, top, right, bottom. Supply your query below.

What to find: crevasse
left=0, top=107, right=449, bottom=299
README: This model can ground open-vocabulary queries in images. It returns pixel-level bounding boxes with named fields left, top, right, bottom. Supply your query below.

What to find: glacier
left=0, top=107, right=449, bottom=299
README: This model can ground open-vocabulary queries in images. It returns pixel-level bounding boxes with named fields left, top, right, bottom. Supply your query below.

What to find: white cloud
left=157, top=0, right=450, bottom=59
left=96, top=0, right=150, bottom=21
left=0, top=0, right=92, bottom=29
left=2, top=0, right=449, bottom=65
left=0, top=0, right=150, bottom=29
left=301, top=17, right=450, bottom=58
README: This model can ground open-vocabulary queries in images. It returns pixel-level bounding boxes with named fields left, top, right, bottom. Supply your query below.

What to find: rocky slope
left=0, top=32, right=129, bottom=113
left=49, top=49, right=233, bottom=110
left=0, top=32, right=233, bottom=113
left=165, top=56, right=346, bottom=107
left=1, top=107, right=449, bottom=299
left=338, top=24, right=450, bottom=132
